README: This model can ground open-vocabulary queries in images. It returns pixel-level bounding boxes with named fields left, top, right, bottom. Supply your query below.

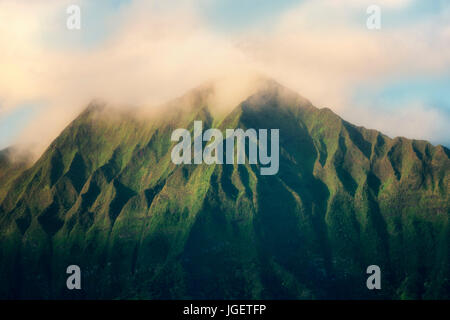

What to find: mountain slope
left=0, top=80, right=448, bottom=299
left=0, top=148, right=32, bottom=204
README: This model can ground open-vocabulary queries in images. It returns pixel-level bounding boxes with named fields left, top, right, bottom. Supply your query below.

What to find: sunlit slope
left=0, top=148, right=31, bottom=204
left=0, top=80, right=448, bottom=299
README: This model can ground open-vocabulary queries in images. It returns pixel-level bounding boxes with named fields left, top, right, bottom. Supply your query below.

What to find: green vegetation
left=0, top=80, right=448, bottom=299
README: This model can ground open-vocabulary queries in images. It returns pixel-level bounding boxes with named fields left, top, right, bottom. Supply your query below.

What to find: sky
left=0, top=0, right=449, bottom=156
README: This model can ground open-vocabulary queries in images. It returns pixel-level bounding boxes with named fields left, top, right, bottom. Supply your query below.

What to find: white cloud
left=0, top=0, right=449, bottom=156
left=343, top=103, right=450, bottom=146
left=0, top=0, right=253, bottom=155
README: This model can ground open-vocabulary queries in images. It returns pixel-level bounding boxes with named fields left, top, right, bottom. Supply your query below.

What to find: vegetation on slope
left=0, top=80, right=448, bottom=299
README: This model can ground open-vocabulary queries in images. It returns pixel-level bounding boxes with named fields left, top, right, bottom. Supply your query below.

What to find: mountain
left=0, top=148, right=32, bottom=204
left=0, top=79, right=449, bottom=299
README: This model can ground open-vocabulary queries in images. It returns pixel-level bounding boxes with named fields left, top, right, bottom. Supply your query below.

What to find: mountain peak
left=0, top=77, right=448, bottom=300
left=168, top=74, right=314, bottom=118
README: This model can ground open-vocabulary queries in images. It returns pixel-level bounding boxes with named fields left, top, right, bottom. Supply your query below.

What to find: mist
left=1, top=0, right=449, bottom=159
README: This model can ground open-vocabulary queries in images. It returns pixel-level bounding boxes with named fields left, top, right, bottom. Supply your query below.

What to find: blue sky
left=202, top=0, right=302, bottom=31
left=0, top=0, right=449, bottom=150
left=0, top=104, right=38, bottom=150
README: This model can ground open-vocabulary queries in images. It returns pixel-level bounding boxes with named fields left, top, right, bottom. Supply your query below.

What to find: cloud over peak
left=0, top=0, right=449, bottom=155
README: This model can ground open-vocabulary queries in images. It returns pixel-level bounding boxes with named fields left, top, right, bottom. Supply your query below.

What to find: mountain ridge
left=0, top=79, right=448, bottom=299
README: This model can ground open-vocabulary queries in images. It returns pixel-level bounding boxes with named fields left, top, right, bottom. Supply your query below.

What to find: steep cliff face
left=0, top=148, right=31, bottom=204
left=0, top=80, right=448, bottom=299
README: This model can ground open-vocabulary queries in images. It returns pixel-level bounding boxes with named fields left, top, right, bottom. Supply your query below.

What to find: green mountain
left=0, top=148, right=31, bottom=204
left=0, top=80, right=449, bottom=299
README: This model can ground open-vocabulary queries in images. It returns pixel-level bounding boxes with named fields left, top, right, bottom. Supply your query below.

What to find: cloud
left=240, top=0, right=450, bottom=144
left=0, top=0, right=253, bottom=156
left=244, top=0, right=450, bottom=107
left=0, top=0, right=449, bottom=157
left=343, top=102, right=450, bottom=146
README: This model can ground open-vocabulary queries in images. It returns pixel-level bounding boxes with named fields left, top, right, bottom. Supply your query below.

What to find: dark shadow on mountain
left=38, top=201, right=64, bottom=236
left=65, top=152, right=87, bottom=193
left=109, top=179, right=137, bottom=224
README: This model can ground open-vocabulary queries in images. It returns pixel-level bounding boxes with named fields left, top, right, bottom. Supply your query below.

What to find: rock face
left=0, top=80, right=448, bottom=299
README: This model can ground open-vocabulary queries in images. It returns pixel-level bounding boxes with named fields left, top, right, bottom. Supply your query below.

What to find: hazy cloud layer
left=0, top=0, right=449, bottom=156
